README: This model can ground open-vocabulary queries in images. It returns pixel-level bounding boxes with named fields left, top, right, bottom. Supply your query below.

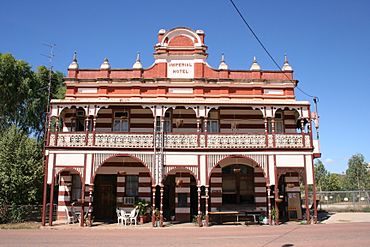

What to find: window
left=275, top=112, right=284, bottom=133
left=113, top=111, right=129, bottom=132
left=177, top=193, right=188, bottom=207
left=74, top=110, right=85, bottom=131
left=164, top=111, right=172, bottom=132
left=208, top=111, right=219, bottom=133
left=71, top=174, right=82, bottom=202
left=208, top=120, right=219, bottom=133
left=126, top=175, right=139, bottom=197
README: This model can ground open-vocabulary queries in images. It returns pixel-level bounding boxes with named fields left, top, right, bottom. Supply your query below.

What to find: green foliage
left=134, top=199, right=150, bottom=216
left=345, top=154, right=370, bottom=190
left=315, top=160, right=329, bottom=191
left=0, top=53, right=65, bottom=139
left=0, top=126, right=43, bottom=223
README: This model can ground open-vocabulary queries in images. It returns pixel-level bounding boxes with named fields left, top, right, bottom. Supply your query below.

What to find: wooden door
left=93, top=175, right=116, bottom=221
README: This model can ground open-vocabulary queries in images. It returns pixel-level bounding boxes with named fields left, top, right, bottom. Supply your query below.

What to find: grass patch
left=0, top=222, right=40, bottom=229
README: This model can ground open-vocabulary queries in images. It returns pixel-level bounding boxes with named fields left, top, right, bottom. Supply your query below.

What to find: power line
left=228, top=0, right=317, bottom=100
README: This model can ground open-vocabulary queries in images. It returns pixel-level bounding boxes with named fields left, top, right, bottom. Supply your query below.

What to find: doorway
left=93, top=175, right=117, bottom=221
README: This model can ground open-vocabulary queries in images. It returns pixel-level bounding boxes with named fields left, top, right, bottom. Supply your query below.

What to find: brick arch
left=207, top=154, right=268, bottom=184
left=93, top=153, right=154, bottom=182
left=161, top=27, right=203, bottom=47
left=54, top=167, right=84, bottom=181
left=162, top=166, right=198, bottom=184
left=168, top=35, right=194, bottom=47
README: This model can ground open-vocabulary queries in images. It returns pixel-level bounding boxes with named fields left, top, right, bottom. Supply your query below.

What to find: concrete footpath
left=321, top=212, right=370, bottom=224
left=43, top=212, right=370, bottom=229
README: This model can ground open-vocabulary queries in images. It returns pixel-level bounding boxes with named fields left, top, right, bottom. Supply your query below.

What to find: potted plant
left=271, top=207, right=277, bottom=225
left=134, top=199, right=149, bottom=224
left=153, top=208, right=161, bottom=227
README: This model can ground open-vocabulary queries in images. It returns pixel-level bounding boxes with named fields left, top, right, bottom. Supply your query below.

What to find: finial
left=132, top=52, right=143, bottom=69
left=100, top=57, right=111, bottom=70
left=218, top=53, right=228, bottom=70
left=282, top=54, right=293, bottom=71
left=68, top=51, right=79, bottom=70
left=250, top=56, right=261, bottom=71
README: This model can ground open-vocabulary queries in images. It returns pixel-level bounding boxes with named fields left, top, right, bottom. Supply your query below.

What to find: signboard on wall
left=167, top=60, right=194, bottom=79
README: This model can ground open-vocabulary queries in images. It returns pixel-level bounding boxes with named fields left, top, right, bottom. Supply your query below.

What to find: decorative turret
left=68, top=51, right=79, bottom=70
left=250, top=56, right=261, bottom=71
left=282, top=55, right=293, bottom=71
left=100, top=58, right=111, bottom=70
left=132, top=52, right=143, bottom=69
left=218, top=53, right=229, bottom=70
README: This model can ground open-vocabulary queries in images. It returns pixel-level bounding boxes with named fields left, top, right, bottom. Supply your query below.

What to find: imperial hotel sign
left=42, top=27, right=321, bottom=227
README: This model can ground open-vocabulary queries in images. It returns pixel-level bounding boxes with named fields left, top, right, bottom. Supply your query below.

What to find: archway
left=54, top=168, right=83, bottom=221
left=93, top=155, right=152, bottom=222
left=209, top=156, right=267, bottom=214
left=162, top=168, right=198, bottom=222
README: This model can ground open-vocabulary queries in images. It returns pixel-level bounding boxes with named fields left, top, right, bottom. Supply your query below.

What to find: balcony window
left=126, top=175, right=138, bottom=197
left=72, top=109, right=85, bottom=132
left=113, top=111, right=129, bottom=132
left=207, top=120, right=219, bottom=133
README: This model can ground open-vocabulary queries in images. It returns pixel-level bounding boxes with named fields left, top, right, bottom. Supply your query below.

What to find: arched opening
left=54, top=169, right=83, bottom=221
left=95, top=106, right=154, bottom=133
left=59, top=106, right=87, bottom=132
left=208, top=107, right=264, bottom=134
left=162, top=168, right=198, bottom=222
left=209, top=156, right=267, bottom=214
left=93, top=155, right=152, bottom=222
left=222, top=164, right=254, bottom=205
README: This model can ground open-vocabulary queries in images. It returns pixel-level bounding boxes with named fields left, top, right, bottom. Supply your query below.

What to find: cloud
left=324, top=158, right=334, bottom=164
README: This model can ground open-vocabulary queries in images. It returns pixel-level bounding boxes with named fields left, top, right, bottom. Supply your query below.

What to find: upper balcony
left=46, top=105, right=316, bottom=151
left=48, top=131, right=312, bottom=150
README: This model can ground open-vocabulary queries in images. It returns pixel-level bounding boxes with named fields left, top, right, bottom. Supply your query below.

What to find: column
left=267, top=186, right=272, bottom=225
left=271, top=118, right=276, bottom=147
left=160, top=186, right=164, bottom=227
left=300, top=118, right=305, bottom=147
left=87, top=186, right=93, bottom=227
left=48, top=169, right=55, bottom=226
left=205, top=186, right=209, bottom=227
left=197, top=186, right=201, bottom=226
left=304, top=172, right=310, bottom=224
left=92, top=117, right=97, bottom=146
left=264, top=118, right=268, bottom=147
left=80, top=181, right=85, bottom=227
left=151, top=186, right=156, bottom=226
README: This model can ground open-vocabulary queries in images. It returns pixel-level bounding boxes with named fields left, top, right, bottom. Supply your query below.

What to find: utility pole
left=41, top=43, right=56, bottom=226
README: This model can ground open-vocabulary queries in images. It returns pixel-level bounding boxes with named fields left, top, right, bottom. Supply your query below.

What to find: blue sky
left=1, top=0, right=369, bottom=173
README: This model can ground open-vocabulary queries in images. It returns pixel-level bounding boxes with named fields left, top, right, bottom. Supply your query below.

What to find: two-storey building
left=42, top=27, right=320, bottom=226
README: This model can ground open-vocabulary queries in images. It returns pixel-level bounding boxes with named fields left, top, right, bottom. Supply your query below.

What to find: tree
left=0, top=126, right=43, bottom=222
left=345, top=154, right=369, bottom=190
left=314, top=159, right=328, bottom=191
left=325, top=173, right=344, bottom=191
left=0, top=53, right=65, bottom=139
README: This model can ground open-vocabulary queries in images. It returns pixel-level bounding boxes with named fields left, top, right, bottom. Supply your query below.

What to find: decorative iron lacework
left=275, top=134, right=304, bottom=148
left=49, top=134, right=56, bottom=146
left=207, top=154, right=268, bottom=178
left=94, top=133, right=153, bottom=148
left=57, top=133, right=86, bottom=147
left=207, top=134, right=266, bottom=148
left=164, top=134, right=198, bottom=149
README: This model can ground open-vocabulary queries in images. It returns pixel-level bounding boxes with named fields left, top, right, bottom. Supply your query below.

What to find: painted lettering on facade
left=167, top=60, right=194, bottom=78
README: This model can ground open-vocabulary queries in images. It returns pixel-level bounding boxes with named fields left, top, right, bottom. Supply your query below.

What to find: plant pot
left=140, top=215, right=144, bottom=225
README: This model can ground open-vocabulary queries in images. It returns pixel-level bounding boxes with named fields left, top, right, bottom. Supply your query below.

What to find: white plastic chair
left=129, top=208, right=139, bottom=225
left=116, top=208, right=130, bottom=225
left=65, top=208, right=77, bottom=224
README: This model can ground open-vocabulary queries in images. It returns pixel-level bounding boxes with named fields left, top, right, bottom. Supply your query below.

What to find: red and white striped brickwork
left=175, top=173, right=191, bottom=221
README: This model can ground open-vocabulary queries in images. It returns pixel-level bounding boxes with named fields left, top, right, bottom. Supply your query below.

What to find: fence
left=0, top=204, right=57, bottom=223
left=311, top=191, right=370, bottom=212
